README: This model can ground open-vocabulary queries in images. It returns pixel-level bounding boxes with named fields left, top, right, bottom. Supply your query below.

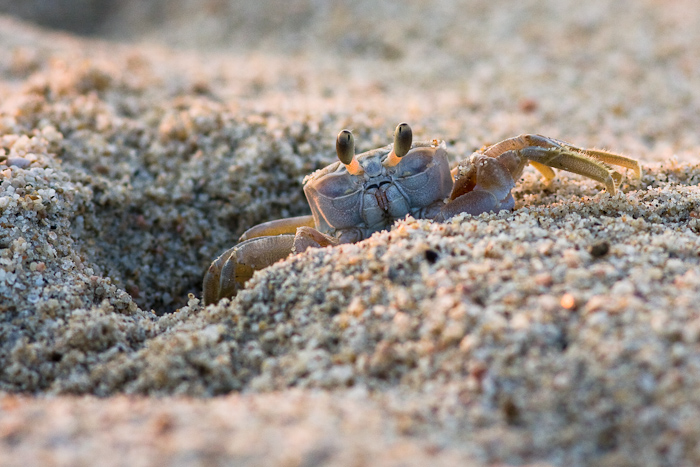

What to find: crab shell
left=302, top=140, right=453, bottom=242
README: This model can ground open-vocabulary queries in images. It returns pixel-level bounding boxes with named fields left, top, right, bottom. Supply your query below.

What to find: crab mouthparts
left=366, top=180, right=393, bottom=212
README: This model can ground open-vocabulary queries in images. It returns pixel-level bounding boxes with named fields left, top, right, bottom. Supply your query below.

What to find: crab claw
left=202, top=235, right=295, bottom=304
left=434, top=153, right=516, bottom=221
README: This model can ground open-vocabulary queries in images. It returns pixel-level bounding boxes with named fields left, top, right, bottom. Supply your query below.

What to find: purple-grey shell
left=303, top=141, right=453, bottom=241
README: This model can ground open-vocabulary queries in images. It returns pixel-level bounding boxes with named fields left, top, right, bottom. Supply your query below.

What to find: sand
left=1, top=0, right=700, bottom=465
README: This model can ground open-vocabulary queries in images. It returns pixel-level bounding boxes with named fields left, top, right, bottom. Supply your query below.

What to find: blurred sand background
left=1, top=0, right=700, bottom=465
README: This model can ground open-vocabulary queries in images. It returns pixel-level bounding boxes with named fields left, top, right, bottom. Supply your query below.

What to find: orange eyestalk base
left=384, top=151, right=402, bottom=168
left=384, top=123, right=412, bottom=168
left=344, top=157, right=363, bottom=175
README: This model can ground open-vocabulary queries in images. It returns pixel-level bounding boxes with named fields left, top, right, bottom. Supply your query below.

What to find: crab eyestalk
left=384, top=122, right=413, bottom=168
left=336, top=129, right=363, bottom=175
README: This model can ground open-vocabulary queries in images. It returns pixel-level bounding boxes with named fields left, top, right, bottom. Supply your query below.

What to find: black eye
left=393, top=122, right=412, bottom=158
left=384, top=122, right=414, bottom=167
left=336, top=130, right=355, bottom=165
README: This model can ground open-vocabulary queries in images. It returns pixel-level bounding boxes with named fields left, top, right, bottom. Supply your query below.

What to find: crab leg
left=561, top=145, right=642, bottom=179
left=451, top=137, right=556, bottom=181
left=238, top=215, right=315, bottom=241
left=483, top=134, right=641, bottom=175
left=521, top=146, right=620, bottom=193
left=528, top=161, right=556, bottom=181
left=483, top=134, right=640, bottom=195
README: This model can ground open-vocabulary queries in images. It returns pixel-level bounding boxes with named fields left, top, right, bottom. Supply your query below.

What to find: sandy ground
left=1, top=0, right=700, bottom=465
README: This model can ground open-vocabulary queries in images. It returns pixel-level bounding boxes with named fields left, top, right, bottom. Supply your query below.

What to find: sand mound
left=2, top=1, right=700, bottom=464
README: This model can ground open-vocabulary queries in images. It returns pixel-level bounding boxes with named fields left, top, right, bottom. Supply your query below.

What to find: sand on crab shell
left=2, top=0, right=700, bottom=465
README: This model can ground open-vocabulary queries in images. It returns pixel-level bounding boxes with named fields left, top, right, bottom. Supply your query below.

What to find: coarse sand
left=1, top=0, right=700, bottom=465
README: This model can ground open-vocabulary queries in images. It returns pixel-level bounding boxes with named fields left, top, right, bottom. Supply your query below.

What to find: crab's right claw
left=292, top=226, right=339, bottom=253
left=202, top=226, right=340, bottom=304
left=203, top=235, right=295, bottom=305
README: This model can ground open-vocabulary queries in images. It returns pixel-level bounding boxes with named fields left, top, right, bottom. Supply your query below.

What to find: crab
left=203, top=123, right=641, bottom=304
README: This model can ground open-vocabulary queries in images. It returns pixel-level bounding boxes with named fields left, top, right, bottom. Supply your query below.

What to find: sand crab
left=203, top=123, right=640, bottom=304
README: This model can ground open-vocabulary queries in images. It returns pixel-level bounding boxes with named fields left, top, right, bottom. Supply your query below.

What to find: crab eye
left=336, top=130, right=354, bottom=165
left=393, top=122, right=412, bottom=158
left=336, top=129, right=363, bottom=175
left=384, top=122, right=413, bottom=167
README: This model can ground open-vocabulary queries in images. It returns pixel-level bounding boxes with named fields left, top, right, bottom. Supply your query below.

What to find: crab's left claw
left=434, top=191, right=501, bottom=221
left=436, top=134, right=641, bottom=221
left=435, top=153, right=516, bottom=221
